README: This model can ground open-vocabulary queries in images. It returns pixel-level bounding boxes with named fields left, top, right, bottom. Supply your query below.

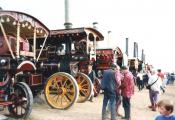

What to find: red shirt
left=121, top=72, right=135, bottom=98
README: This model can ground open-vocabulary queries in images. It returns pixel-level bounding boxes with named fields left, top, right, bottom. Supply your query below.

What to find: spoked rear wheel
left=8, top=82, right=33, bottom=119
left=44, top=72, right=79, bottom=110
left=75, top=72, right=93, bottom=103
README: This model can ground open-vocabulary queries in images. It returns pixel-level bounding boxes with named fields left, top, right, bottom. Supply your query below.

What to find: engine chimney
left=107, top=31, right=112, bottom=47
left=92, top=22, right=99, bottom=48
left=136, top=42, right=138, bottom=58
left=133, top=42, right=137, bottom=58
left=125, top=38, right=129, bottom=56
left=133, top=42, right=136, bottom=58
left=141, top=49, right=145, bottom=62
left=93, top=22, right=98, bottom=30
left=64, top=0, right=72, bottom=29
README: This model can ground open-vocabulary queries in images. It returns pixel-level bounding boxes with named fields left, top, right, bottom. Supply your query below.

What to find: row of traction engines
left=0, top=10, right=104, bottom=119
left=127, top=41, right=150, bottom=78
left=95, top=39, right=148, bottom=81
left=0, top=10, right=149, bottom=119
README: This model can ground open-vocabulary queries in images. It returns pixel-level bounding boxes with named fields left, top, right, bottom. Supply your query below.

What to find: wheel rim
left=94, top=78, right=101, bottom=97
left=8, top=82, right=33, bottom=119
left=75, top=72, right=93, bottom=103
left=44, top=72, right=79, bottom=110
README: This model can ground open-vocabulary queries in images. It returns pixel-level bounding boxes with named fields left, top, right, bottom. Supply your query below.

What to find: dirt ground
left=1, top=84, right=175, bottom=120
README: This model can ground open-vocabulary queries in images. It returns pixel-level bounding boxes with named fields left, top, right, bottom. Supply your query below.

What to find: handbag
left=146, top=85, right=151, bottom=89
left=146, top=77, right=159, bottom=90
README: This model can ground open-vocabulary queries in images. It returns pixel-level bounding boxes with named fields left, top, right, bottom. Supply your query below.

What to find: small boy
left=155, top=99, right=175, bottom=120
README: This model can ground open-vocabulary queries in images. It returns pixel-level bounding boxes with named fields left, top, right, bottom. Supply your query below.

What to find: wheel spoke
left=50, top=93, right=60, bottom=102
left=21, top=105, right=27, bottom=110
left=65, top=93, right=73, bottom=101
left=65, top=82, right=73, bottom=89
left=81, top=84, right=88, bottom=88
left=55, top=95, right=60, bottom=104
left=67, top=89, right=74, bottom=93
left=15, top=106, right=18, bottom=115
left=60, top=95, right=63, bottom=107
left=54, top=80, right=60, bottom=88
left=76, top=76, right=81, bottom=82
left=62, top=95, right=69, bottom=103
left=80, top=89, right=87, bottom=96
left=63, top=79, right=68, bottom=87
left=79, top=79, right=86, bottom=86
left=21, top=106, right=23, bottom=115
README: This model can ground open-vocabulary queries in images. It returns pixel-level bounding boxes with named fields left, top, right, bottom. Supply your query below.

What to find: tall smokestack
left=125, top=38, right=129, bottom=56
left=93, top=22, right=99, bottom=48
left=133, top=42, right=137, bottom=58
left=141, top=49, right=145, bottom=62
left=93, top=22, right=98, bottom=30
left=136, top=42, right=138, bottom=58
left=134, top=42, right=139, bottom=58
left=107, top=31, right=112, bottom=47
left=64, top=0, right=72, bottom=29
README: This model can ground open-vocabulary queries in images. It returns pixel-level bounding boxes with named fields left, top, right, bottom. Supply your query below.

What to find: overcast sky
left=1, top=0, right=175, bottom=72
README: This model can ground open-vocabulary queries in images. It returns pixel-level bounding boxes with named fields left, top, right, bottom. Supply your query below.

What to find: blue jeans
left=102, top=93, right=116, bottom=120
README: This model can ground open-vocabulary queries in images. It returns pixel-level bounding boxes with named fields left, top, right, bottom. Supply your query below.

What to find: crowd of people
left=101, top=64, right=134, bottom=120
left=96, top=64, right=175, bottom=120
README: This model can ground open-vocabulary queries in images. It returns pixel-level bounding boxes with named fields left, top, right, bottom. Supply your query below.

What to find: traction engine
left=35, top=28, right=104, bottom=109
left=0, top=10, right=49, bottom=119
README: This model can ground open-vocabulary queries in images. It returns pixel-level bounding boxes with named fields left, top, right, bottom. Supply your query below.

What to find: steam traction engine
left=96, top=47, right=124, bottom=76
left=0, top=11, right=49, bottom=118
left=36, top=28, right=104, bottom=109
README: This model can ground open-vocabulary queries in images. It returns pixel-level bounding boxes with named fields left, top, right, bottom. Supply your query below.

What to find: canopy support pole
left=36, top=34, right=48, bottom=61
left=33, top=27, right=36, bottom=60
left=16, top=22, right=20, bottom=58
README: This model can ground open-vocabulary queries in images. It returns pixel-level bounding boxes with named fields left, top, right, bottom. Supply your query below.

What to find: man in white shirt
left=148, top=69, right=162, bottom=111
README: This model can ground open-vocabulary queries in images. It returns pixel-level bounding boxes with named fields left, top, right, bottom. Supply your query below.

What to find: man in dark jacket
left=101, top=64, right=117, bottom=120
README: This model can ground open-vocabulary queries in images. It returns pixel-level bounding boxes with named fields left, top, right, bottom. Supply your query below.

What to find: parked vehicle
left=41, top=28, right=104, bottom=106
left=0, top=10, right=49, bottom=119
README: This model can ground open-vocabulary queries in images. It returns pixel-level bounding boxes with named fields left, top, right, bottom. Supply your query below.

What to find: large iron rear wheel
left=8, top=82, right=33, bottom=119
left=75, top=72, right=93, bottom=103
left=44, top=72, right=79, bottom=110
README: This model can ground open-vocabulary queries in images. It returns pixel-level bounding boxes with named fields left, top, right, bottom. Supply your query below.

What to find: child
left=155, top=99, right=175, bottom=120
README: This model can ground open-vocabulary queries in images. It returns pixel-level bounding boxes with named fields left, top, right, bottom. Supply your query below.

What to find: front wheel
left=44, top=72, right=79, bottom=110
left=8, top=82, right=33, bottom=119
